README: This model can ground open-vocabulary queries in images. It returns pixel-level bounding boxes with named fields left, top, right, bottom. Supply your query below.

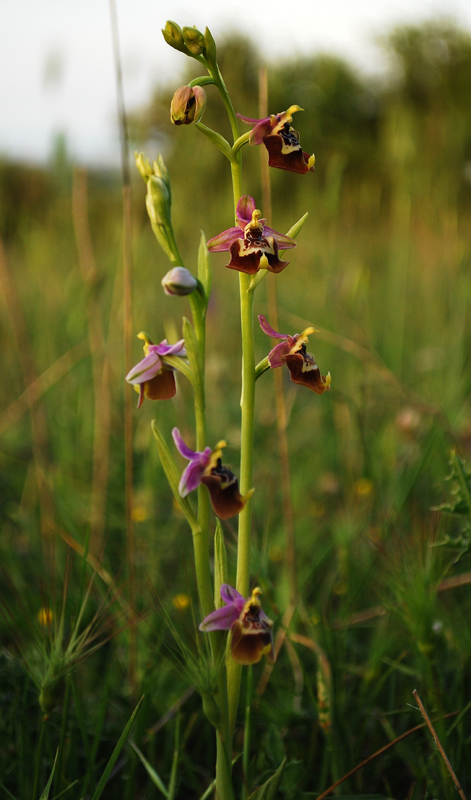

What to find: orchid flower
left=126, top=332, right=187, bottom=409
left=172, top=428, right=254, bottom=520
left=207, top=195, right=296, bottom=275
left=237, top=105, right=315, bottom=175
left=199, top=585, right=275, bottom=665
left=259, top=315, right=331, bottom=394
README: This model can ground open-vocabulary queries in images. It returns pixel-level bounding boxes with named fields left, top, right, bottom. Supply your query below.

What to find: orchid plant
left=128, top=20, right=331, bottom=798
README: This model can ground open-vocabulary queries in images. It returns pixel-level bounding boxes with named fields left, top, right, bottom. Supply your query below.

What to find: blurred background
left=2, top=2, right=471, bottom=797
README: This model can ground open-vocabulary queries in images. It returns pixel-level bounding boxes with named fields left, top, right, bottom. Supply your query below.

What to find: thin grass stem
left=109, top=0, right=137, bottom=699
left=33, top=717, right=46, bottom=800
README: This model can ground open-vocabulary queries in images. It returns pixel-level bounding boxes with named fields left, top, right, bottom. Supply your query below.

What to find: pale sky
left=1, top=0, right=471, bottom=166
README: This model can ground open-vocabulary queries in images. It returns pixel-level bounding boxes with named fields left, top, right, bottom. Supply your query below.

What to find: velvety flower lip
left=207, top=195, right=296, bottom=275
left=172, top=429, right=254, bottom=519
left=237, top=105, right=315, bottom=175
left=126, top=333, right=186, bottom=408
left=259, top=315, right=331, bottom=394
left=199, top=585, right=275, bottom=665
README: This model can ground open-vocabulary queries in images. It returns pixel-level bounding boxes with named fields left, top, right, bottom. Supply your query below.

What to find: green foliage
left=247, top=758, right=286, bottom=799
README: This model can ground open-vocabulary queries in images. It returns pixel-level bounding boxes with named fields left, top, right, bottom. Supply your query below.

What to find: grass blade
left=130, top=741, right=168, bottom=797
left=39, top=750, right=58, bottom=800
left=89, top=695, right=144, bottom=800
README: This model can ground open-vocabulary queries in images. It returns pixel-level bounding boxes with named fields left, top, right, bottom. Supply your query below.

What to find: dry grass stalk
left=109, top=0, right=136, bottom=695
left=72, top=168, right=112, bottom=558
left=0, top=341, right=88, bottom=435
left=413, top=689, right=467, bottom=800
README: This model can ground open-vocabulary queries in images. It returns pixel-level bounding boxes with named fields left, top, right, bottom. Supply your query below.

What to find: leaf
left=163, top=354, right=194, bottom=389
left=195, top=122, right=233, bottom=161
left=214, top=520, right=228, bottom=608
left=90, top=696, right=144, bottom=800
left=197, top=231, right=212, bottom=305
left=49, top=780, right=79, bottom=800
left=0, top=781, right=18, bottom=800
left=285, top=211, right=308, bottom=240
left=130, top=742, right=168, bottom=797
left=151, top=421, right=200, bottom=531
left=39, top=750, right=58, bottom=800
left=167, top=713, right=181, bottom=800
left=250, top=212, right=310, bottom=291
left=247, top=758, right=286, bottom=800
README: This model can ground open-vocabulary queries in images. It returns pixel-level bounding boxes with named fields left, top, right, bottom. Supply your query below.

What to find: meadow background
left=1, top=17, right=471, bottom=799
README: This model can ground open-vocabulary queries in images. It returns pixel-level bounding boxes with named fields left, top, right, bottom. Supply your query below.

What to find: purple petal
left=236, top=196, right=256, bottom=224
left=199, top=603, right=241, bottom=632
left=207, top=226, right=241, bottom=252
left=267, top=340, right=292, bottom=368
left=172, top=428, right=199, bottom=461
left=258, top=315, right=287, bottom=340
left=237, top=113, right=274, bottom=145
left=126, top=351, right=162, bottom=384
left=262, top=226, right=297, bottom=250
left=155, top=338, right=186, bottom=356
left=179, top=459, right=207, bottom=497
left=220, top=584, right=245, bottom=608
left=237, top=113, right=266, bottom=125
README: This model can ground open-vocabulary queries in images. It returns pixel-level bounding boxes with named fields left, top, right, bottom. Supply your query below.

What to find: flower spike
left=172, top=429, right=253, bottom=519
left=238, top=106, right=315, bottom=175
left=126, top=333, right=187, bottom=408
left=199, top=585, right=275, bottom=665
left=207, top=195, right=296, bottom=275
left=259, top=315, right=331, bottom=394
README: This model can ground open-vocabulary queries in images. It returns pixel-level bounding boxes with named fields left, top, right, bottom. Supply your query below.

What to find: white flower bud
left=162, top=267, right=198, bottom=296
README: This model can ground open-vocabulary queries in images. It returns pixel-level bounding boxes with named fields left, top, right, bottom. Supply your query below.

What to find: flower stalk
left=133, top=21, right=324, bottom=798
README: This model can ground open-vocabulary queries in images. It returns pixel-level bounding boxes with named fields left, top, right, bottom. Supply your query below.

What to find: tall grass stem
left=109, top=0, right=137, bottom=698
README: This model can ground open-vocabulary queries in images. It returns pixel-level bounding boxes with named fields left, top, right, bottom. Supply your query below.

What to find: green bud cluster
left=161, top=20, right=217, bottom=66
left=135, top=152, right=182, bottom=266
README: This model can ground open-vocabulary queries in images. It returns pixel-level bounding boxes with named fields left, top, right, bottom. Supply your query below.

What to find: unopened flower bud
left=162, top=267, right=198, bottom=296
left=135, top=151, right=153, bottom=181
left=182, top=25, right=205, bottom=56
left=152, top=154, right=171, bottom=194
left=161, top=20, right=188, bottom=53
left=204, top=27, right=217, bottom=66
left=170, top=85, right=206, bottom=126
left=147, top=175, right=171, bottom=228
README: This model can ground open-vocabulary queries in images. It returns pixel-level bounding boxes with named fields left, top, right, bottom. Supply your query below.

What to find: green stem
left=231, top=160, right=242, bottom=213
left=200, top=54, right=246, bottom=797
left=188, top=294, right=211, bottom=579
left=236, top=275, right=255, bottom=600
left=189, top=76, right=217, bottom=88
left=33, top=717, right=46, bottom=800
left=225, top=138, right=256, bottom=734
left=209, top=64, right=240, bottom=143
left=242, top=666, right=253, bottom=800
left=190, top=520, right=214, bottom=621
left=216, top=726, right=236, bottom=800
